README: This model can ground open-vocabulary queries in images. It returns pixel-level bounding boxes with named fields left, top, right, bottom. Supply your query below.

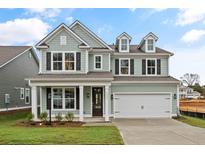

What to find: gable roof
left=69, top=20, right=113, bottom=50
left=35, top=23, right=90, bottom=49
left=109, top=44, right=174, bottom=56
left=0, top=46, right=38, bottom=68
left=116, top=32, right=132, bottom=40
left=138, top=32, right=159, bottom=48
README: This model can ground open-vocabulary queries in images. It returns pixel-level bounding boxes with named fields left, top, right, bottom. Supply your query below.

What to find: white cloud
left=181, top=29, right=205, bottom=43
left=97, top=24, right=112, bottom=34
left=65, top=17, right=74, bottom=25
left=170, top=46, right=205, bottom=85
left=129, top=8, right=136, bottom=12
left=26, top=8, right=61, bottom=18
left=0, top=18, right=51, bottom=45
left=176, top=8, right=205, bottom=26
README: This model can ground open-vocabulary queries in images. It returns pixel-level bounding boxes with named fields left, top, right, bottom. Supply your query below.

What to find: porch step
left=83, top=117, right=106, bottom=123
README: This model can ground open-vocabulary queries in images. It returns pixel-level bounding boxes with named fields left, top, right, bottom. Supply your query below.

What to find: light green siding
left=89, top=53, right=110, bottom=72
left=40, top=29, right=87, bottom=73
left=111, top=83, right=178, bottom=115
left=46, top=29, right=81, bottom=51
left=71, top=25, right=104, bottom=48
left=111, top=56, right=169, bottom=76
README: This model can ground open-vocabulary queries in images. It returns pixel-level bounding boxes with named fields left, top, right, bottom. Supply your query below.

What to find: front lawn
left=175, top=115, right=205, bottom=128
left=0, top=111, right=123, bottom=145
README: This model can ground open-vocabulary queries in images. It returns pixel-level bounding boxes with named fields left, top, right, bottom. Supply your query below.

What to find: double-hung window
left=94, top=55, right=102, bottom=70
left=52, top=87, right=76, bottom=110
left=147, top=59, right=156, bottom=75
left=121, top=39, right=128, bottom=51
left=20, top=88, right=24, bottom=99
left=147, top=39, right=154, bottom=51
left=53, top=53, right=63, bottom=70
left=53, top=88, right=63, bottom=109
left=65, top=88, right=75, bottom=109
left=52, top=52, right=76, bottom=71
left=25, top=88, right=30, bottom=104
left=65, top=53, right=75, bottom=70
left=120, top=59, right=130, bottom=75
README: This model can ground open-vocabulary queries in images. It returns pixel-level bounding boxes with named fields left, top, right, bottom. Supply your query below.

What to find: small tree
left=39, top=112, right=48, bottom=124
left=180, top=73, right=200, bottom=86
left=65, top=112, right=74, bottom=122
left=55, top=113, right=63, bottom=122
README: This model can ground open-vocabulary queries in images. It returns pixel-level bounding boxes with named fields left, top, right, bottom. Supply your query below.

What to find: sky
left=0, top=8, right=205, bottom=84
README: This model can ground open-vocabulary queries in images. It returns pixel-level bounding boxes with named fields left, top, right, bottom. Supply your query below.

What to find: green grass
left=176, top=115, right=205, bottom=128
left=0, top=111, right=123, bottom=145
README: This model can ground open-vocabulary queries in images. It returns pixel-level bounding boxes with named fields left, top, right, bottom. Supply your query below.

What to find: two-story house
left=0, top=46, right=39, bottom=112
left=28, top=20, right=179, bottom=121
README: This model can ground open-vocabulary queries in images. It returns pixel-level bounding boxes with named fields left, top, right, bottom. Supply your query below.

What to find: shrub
left=65, top=112, right=74, bottom=122
left=55, top=113, right=63, bottom=122
left=39, top=112, right=48, bottom=123
left=26, top=113, right=34, bottom=122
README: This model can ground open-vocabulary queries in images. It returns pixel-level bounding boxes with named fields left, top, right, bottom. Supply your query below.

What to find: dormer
left=138, top=32, right=158, bottom=53
left=116, top=32, right=132, bottom=52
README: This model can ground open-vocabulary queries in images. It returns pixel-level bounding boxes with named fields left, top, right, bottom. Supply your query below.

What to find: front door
left=92, top=87, right=103, bottom=116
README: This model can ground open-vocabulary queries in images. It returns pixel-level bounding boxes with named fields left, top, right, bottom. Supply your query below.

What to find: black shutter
left=76, top=52, right=81, bottom=71
left=76, top=87, right=79, bottom=110
left=115, top=59, right=119, bottom=75
left=46, top=52, right=51, bottom=71
left=130, top=59, right=134, bottom=75
left=142, top=59, right=146, bottom=75
left=46, top=88, right=51, bottom=110
left=157, top=59, right=161, bottom=75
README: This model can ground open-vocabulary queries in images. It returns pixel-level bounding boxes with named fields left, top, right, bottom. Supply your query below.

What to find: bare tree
left=180, top=73, right=200, bottom=86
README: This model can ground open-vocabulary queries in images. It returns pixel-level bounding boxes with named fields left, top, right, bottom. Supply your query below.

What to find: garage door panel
left=115, top=94, right=171, bottom=118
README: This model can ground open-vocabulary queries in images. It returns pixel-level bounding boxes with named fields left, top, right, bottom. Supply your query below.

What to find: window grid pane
left=53, top=53, right=62, bottom=70
left=120, top=59, right=129, bottom=74
left=65, top=53, right=75, bottom=70
left=147, top=60, right=156, bottom=75
left=95, top=56, right=101, bottom=69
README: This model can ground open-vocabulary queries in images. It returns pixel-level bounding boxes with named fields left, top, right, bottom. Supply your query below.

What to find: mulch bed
left=17, top=121, right=84, bottom=127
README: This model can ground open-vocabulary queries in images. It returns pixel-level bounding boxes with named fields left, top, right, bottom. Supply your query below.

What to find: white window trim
left=51, top=51, right=76, bottom=72
left=145, top=38, right=155, bottom=53
left=60, top=36, right=67, bottom=45
left=94, top=55, right=103, bottom=70
left=51, top=87, right=76, bottom=111
left=119, top=38, right=129, bottom=52
left=146, top=58, right=157, bottom=76
left=5, top=94, right=10, bottom=104
left=25, top=88, right=30, bottom=104
left=119, top=58, right=130, bottom=76
left=20, top=88, right=24, bottom=100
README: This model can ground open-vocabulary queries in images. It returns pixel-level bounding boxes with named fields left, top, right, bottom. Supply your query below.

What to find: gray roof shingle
left=0, top=46, right=32, bottom=67
left=114, top=76, right=179, bottom=82
left=109, top=45, right=173, bottom=55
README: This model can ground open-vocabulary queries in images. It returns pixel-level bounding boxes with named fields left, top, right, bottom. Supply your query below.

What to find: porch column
left=31, top=86, right=38, bottom=121
left=105, top=85, right=109, bottom=121
left=79, top=85, right=84, bottom=121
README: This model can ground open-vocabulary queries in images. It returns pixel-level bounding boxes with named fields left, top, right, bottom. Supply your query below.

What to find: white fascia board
left=36, top=23, right=89, bottom=48
left=69, top=20, right=113, bottom=51
left=112, top=81, right=180, bottom=84
left=0, top=47, right=32, bottom=69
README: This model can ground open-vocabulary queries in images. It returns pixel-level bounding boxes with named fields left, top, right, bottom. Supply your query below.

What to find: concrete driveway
left=113, top=118, right=205, bottom=145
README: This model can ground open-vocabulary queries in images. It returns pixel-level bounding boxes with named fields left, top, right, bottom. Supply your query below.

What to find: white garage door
left=114, top=93, right=171, bottom=118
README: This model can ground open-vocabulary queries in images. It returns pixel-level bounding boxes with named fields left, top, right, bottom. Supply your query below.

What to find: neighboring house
left=179, top=85, right=201, bottom=99
left=28, top=20, right=179, bottom=121
left=0, top=46, right=39, bottom=111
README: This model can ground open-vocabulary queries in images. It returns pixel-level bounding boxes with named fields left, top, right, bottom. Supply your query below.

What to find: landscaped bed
left=175, top=115, right=205, bottom=128
left=0, top=111, right=123, bottom=145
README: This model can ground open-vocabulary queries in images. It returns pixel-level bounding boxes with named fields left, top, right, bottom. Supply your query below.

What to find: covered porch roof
left=27, top=72, right=113, bottom=86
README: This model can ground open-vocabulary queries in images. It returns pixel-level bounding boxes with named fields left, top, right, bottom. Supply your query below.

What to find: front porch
left=30, top=83, right=112, bottom=122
